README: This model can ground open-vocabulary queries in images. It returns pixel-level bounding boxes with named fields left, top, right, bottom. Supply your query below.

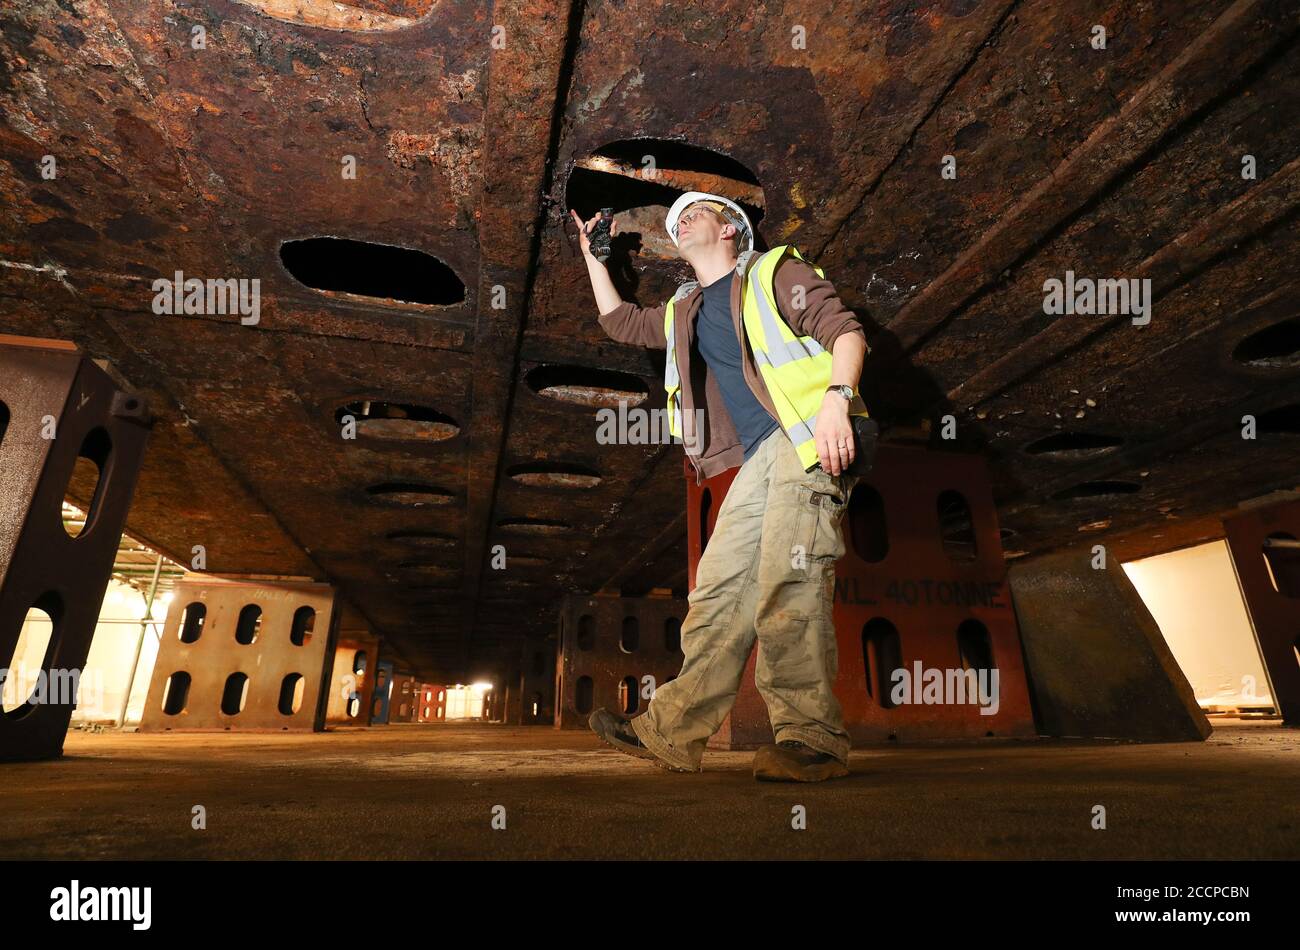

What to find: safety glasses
left=677, top=206, right=723, bottom=230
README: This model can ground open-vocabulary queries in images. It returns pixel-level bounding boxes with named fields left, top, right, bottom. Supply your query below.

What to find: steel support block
left=1224, top=498, right=1300, bottom=724
left=555, top=595, right=686, bottom=729
left=1008, top=545, right=1211, bottom=741
left=387, top=672, right=418, bottom=722
left=139, top=576, right=338, bottom=732
left=325, top=611, right=380, bottom=727
left=370, top=660, right=394, bottom=724
left=0, top=336, right=151, bottom=761
left=517, top=637, right=556, bottom=725
left=415, top=683, right=447, bottom=722
left=696, top=445, right=1037, bottom=749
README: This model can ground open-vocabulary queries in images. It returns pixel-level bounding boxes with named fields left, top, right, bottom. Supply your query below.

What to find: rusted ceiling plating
left=1, top=0, right=1298, bottom=679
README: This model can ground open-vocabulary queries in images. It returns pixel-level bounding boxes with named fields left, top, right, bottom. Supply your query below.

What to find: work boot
left=588, top=708, right=655, bottom=760
left=588, top=708, right=697, bottom=772
left=753, top=740, right=849, bottom=782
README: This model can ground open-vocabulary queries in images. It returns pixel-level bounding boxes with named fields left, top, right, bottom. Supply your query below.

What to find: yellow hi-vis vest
left=662, top=245, right=868, bottom=471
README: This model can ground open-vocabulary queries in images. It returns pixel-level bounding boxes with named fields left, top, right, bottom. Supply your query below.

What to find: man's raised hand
left=570, top=209, right=618, bottom=263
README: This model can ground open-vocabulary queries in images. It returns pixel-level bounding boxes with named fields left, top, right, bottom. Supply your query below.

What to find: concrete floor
left=1, top=720, right=1296, bottom=860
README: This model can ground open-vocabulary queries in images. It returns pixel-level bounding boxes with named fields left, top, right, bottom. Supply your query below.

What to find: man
left=570, top=191, right=870, bottom=782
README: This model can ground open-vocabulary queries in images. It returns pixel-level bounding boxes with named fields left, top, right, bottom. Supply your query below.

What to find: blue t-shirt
left=694, top=274, right=779, bottom=459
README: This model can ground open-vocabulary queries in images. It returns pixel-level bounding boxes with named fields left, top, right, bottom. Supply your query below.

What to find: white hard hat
left=665, top=191, right=753, bottom=252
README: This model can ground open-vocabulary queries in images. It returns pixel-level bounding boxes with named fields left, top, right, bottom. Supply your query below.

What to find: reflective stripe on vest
left=663, top=300, right=683, bottom=438
left=662, top=245, right=866, bottom=470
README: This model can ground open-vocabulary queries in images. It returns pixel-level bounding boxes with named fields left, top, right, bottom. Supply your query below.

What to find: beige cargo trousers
left=631, top=427, right=857, bottom=771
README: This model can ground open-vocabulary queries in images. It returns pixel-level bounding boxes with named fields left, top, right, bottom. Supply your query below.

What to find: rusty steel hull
left=0, top=0, right=1297, bottom=683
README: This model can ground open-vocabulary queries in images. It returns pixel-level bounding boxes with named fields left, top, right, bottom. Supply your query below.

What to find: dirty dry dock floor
left=1, top=722, right=1296, bottom=860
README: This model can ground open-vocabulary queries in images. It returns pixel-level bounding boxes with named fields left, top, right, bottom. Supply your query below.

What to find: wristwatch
left=826, top=384, right=855, bottom=402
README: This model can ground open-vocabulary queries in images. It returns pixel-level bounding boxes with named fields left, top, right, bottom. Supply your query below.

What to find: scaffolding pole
left=117, top=554, right=163, bottom=728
